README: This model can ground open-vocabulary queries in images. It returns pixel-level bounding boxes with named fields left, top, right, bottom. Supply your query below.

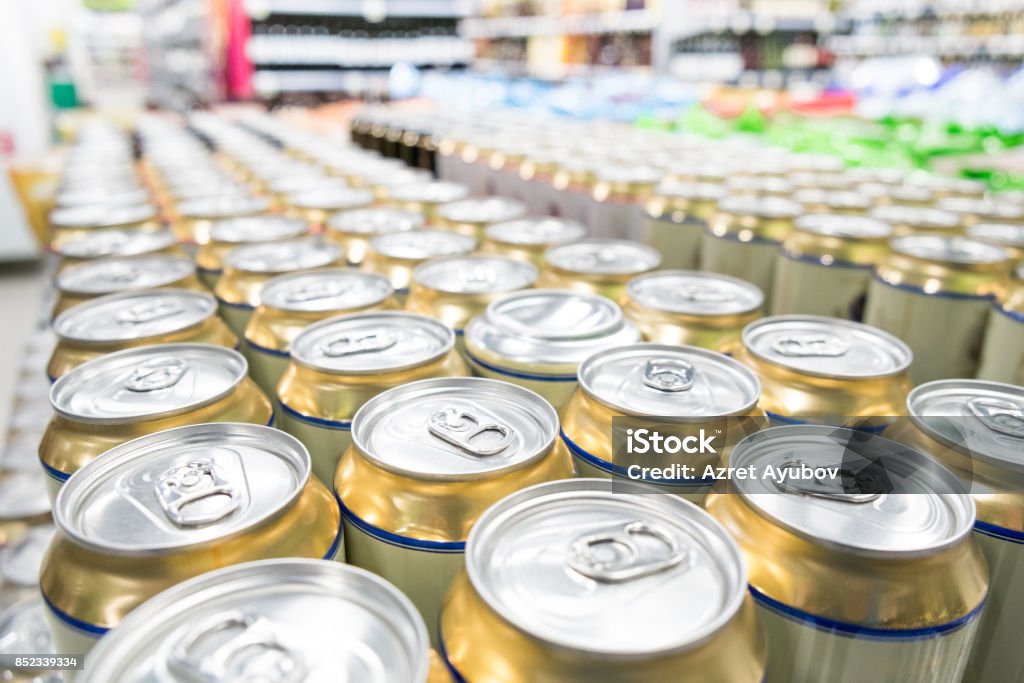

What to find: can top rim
left=287, top=186, right=374, bottom=211
left=967, top=222, right=1024, bottom=249
left=57, top=254, right=196, bottom=296
left=889, top=235, right=1010, bottom=265
left=484, top=217, right=586, bottom=246
left=389, top=180, right=470, bottom=204
left=53, top=289, right=218, bottom=345
left=49, top=203, right=157, bottom=229
left=544, top=239, right=661, bottom=275
left=369, top=230, right=476, bottom=260
left=260, top=269, right=394, bottom=313
left=208, top=215, right=308, bottom=245
left=54, top=228, right=177, bottom=260
left=411, top=254, right=538, bottom=295
left=626, top=270, right=764, bottom=316
left=175, top=195, right=270, bottom=219
left=325, top=208, right=423, bottom=235
left=436, top=196, right=528, bottom=225
left=224, top=239, right=343, bottom=274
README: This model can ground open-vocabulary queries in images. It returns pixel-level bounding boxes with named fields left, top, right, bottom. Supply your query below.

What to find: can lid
left=353, top=377, right=558, bottom=480
left=716, top=195, right=803, bottom=219
left=291, top=312, right=453, bottom=374
left=0, top=472, right=50, bottom=520
left=743, top=315, right=911, bottom=379
left=0, top=598, right=58, bottom=678
left=0, top=524, right=55, bottom=587
left=225, top=239, right=342, bottom=273
left=362, top=166, right=432, bottom=188
left=326, top=208, right=424, bottom=235
left=413, top=255, right=537, bottom=294
left=55, top=186, right=149, bottom=209
left=793, top=214, right=892, bottom=239
left=466, top=479, right=746, bottom=656
left=49, top=203, right=156, bottom=229
left=907, top=380, right=1024, bottom=474
left=545, top=239, right=661, bottom=275
left=579, top=344, right=760, bottom=417
left=939, top=197, right=1024, bottom=222
left=652, top=181, right=726, bottom=202
left=485, top=217, right=586, bottom=246
left=466, top=290, right=640, bottom=368
left=55, top=423, right=309, bottom=554
left=287, top=186, right=374, bottom=211
left=389, top=180, right=470, bottom=204
left=627, top=270, right=763, bottom=315
left=261, top=269, right=392, bottom=313
left=55, top=228, right=177, bottom=259
left=370, top=230, right=475, bottom=260
left=890, top=235, right=1010, bottom=265
left=266, top=174, right=335, bottom=196
left=51, top=343, right=248, bottom=425
left=869, top=205, right=960, bottom=231
left=57, top=255, right=195, bottom=296
left=436, top=197, right=528, bottom=225
left=792, top=188, right=872, bottom=210
left=731, top=425, right=974, bottom=556
left=967, top=223, right=1024, bottom=249
left=726, top=176, right=794, bottom=195
left=54, top=289, right=218, bottom=344
left=209, top=215, right=308, bottom=244
left=176, top=195, right=270, bottom=219
left=79, top=560, right=429, bottom=683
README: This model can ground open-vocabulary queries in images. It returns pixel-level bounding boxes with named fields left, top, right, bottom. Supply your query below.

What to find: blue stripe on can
left=871, top=275, right=995, bottom=301
left=437, top=624, right=470, bottom=683
left=336, top=493, right=465, bottom=553
left=47, top=373, right=57, bottom=384
left=749, top=586, right=985, bottom=640
left=41, top=592, right=109, bottom=637
left=323, top=495, right=345, bottom=560
left=993, top=302, right=1024, bottom=324
left=465, top=349, right=577, bottom=383
left=974, top=519, right=1024, bottom=544
left=764, top=412, right=890, bottom=434
left=246, top=339, right=291, bottom=358
left=781, top=250, right=872, bottom=270
left=215, top=298, right=255, bottom=310
left=708, top=231, right=778, bottom=246
left=39, top=457, right=71, bottom=483
left=560, top=430, right=715, bottom=487
left=278, top=400, right=352, bottom=430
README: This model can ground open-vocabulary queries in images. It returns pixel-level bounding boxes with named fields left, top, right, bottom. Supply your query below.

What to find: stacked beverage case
left=0, top=107, right=1021, bottom=682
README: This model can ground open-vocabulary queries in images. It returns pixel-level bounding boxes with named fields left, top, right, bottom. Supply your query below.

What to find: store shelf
left=245, top=0, right=473, bottom=19
left=459, top=10, right=660, bottom=39
left=829, top=32, right=1024, bottom=57
left=247, top=34, right=474, bottom=67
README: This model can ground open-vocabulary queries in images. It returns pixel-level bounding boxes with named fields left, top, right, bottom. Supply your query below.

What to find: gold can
left=47, top=289, right=238, bottom=381
left=702, top=196, right=802, bottom=311
left=278, top=312, right=468, bottom=486
left=772, top=214, right=893, bottom=318
left=640, top=181, right=726, bottom=270
left=52, top=254, right=205, bottom=320
left=435, top=197, right=528, bottom=241
left=868, top=205, right=962, bottom=237
left=550, top=155, right=600, bottom=223
left=358, top=166, right=433, bottom=203
left=195, top=215, right=309, bottom=287
left=734, top=315, right=912, bottom=430
left=440, top=479, right=767, bottom=683
left=587, top=166, right=661, bottom=240
left=865, top=235, right=1011, bottom=384
left=387, top=181, right=470, bottom=224
left=40, top=423, right=342, bottom=663
left=52, top=228, right=182, bottom=273
left=724, top=175, right=795, bottom=199
left=214, top=238, right=345, bottom=336
left=706, top=425, right=988, bottom=683
left=336, top=377, right=574, bottom=645
left=966, top=223, right=1024, bottom=265
left=48, top=204, right=160, bottom=251
left=481, top=217, right=586, bottom=267
left=622, top=270, right=763, bottom=352
left=245, top=268, right=397, bottom=395
left=362, top=230, right=476, bottom=301
left=517, top=147, right=561, bottom=215
left=938, top=197, right=1024, bottom=226
left=539, top=238, right=661, bottom=301
left=172, top=195, right=271, bottom=245
left=38, top=343, right=273, bottom=503
left=285, top=185, right=374, bottom=229
left=324, top=208, right=424, bottom=266
left=977, top=263, right=1024, bottom=384
left=791, top=188, right=872, bottom=216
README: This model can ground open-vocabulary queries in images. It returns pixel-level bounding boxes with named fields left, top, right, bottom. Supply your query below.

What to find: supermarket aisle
left=0, top=262, right=46, bottom=438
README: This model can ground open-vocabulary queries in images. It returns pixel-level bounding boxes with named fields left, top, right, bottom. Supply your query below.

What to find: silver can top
left=545, top=239, right=661, bottom=275
left=291, top=312, right=453, bottom=374
left=627, top=270, right=763, bottom=316
left=908, top=380, right=1024, bottom=474
left=261, top=269, right=393, bottom=313
left=0, top=524, right=55, bottom=587
left=176, top=195, right=270, bottom=219
left=731, top=425, right=974, bottom=557
left=55, top=423, right=309, bottom=554
left=224, top=239, right=342, bottom=274
left=579, top=343, right=760, bottom=418
left=890, top=235, right=1010, bottom=265
left=869, top=205, right=960, bottom=231
left=967, top=223, right=1024, bottom=249
left=55, top=228, right=177, bottom=260
left=326, top=208, right=424, bottom=235
left=436, top=197, right=528, bottom=225
left=50, top=343, right=248, bottom=425
left=209, top=215, right=308, bottom=244
left=389, top=180, right=470, bottom=204
left=55, top=186, right=149, bottom=209
left=413, top=255, right=537, bottom=294
left=938, top=197, right=1024, bottom=222
left=743, top=315, right=912, bottom=379
left=353, top=378, right=558, bottom=480
left=57, top=255, right=196, bottom=296
left=485, top=217, right=586, bottom=246
left=793, top=214, right=892, bottom=239
left=466, top=290, right=640, bottom=369
left=466, top=479, right=746, bottom=656
left=79, top=560, right=429, bottom=683
left=717, top=195, right=803, bottom=219
left=651, top=181, right=727, bottom=202
left=0, top=471, right=50, bottom=521
left=49, top=203, right=156, bottom=229
left=287, top=186, right=374, bottom=211
left=0, top=598, right=60, bottom=682
left=53, top=290, right=218, bottom=344
left=369, top=229, right=475, bottom=260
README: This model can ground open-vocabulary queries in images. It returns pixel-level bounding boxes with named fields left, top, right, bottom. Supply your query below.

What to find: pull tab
left=116, top=299, right=185, bottom=325
left=320, top=332, right=397, bottom=357
left=643, top=359, right=695, bottom=392
left=79, top=232, right=128, bottom=256
left=574, top=247, right=618, bottom=269
left=427, top=408, right=514, bottom=456
left=967, top=397, right=1024, bottom=439
left=675, top=285, right=735, bottom=304
left=771, top=334, right=849, bottom=358
left=169, top=612, right=306, bottom=683
left=772, top=459, right=882, bottom=503
left=284, top=280, right=350, bottom=304
left=568, top=521, right=689, bottom=583
left=459, top=266, right=497, bottom=291
left=155, top=459, right=242, bottom=527
left=125, top=357, right=189, bottom=392
left=103, top=263, right=142, bottom=283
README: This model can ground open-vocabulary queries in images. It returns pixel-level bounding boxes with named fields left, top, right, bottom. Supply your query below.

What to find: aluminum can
left=172, top=195, right=271, bottom=245
left=938, top=197, right=1024, bottom=226
left=587, top=166, right=661, bottom=239
left=48, top=204, right=160, bottom=251
left=362, top=230, right=476, bottom=301
left=481, top=217, right=586, bottom=267
left=915, top=175, right=988, bottom=200
left=787, top=170, right=851, bottom=190
left=336, top=377, right=573, bottom=645
left=440, top=479, right=767, bottom=683
left=214, top=238, right=345, bottom=336
left=724, top=175, right=795, bottom=199
left=865, top=236, right=1011, bottom=384
left=735, top=315, right=912, bottom=431
left=359, top=167, right=433, bottom=203
left=387, top=181, right=470, bottom=223
left=80, top=559, right=441, bottom=683
left=622, top=270, right=763, bottom=352
left=967, top=223, right=1024, bottom=265
left=0, top=598, right=62, bottom=683
left=464, top=289, right=640, bottom=409
left=640, top=182, right=726, bottom=269
left=977, top=263, right=1024, bottom=384
left=792, top=188, right=872, bottom=216
left=540, top=238, right=661, bottom=301
left=53, top=254, right=204, bottom=320
left=550, top=155, right=599, bottom=223
left=278, top=312, right=468, bottom=486
left=868, top=205, right=962, bottom=237
left=435, top=197, right=528, bottom=241
left=285, top=186, right=374, bottom=228
left=561, top=344, right=764, bottom=499
left=53, top=228, right=181, bottom=273
left=705, top=425, right=988, bottom=683
left=772, top=214, right=892, bottom=318
left=40, top=423, right=342, bottom=665
left=517, top=148, right=561, bottom=214
left=54, top=185, right=149, bottom=210
left=325, top=208, right=424, bottom=266
left=38, top=344, right=272, bottom=503
left=0, top=471, right=50, bottom=547
left=703, top=196, right=802, bottom=311
left=886, top=380, right=1024, bottom=683
left=859, top=182, right=936, bottom=207
left=245, top=269, right=396, bottom=395
left=195, top=215, right=309, bottom=287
